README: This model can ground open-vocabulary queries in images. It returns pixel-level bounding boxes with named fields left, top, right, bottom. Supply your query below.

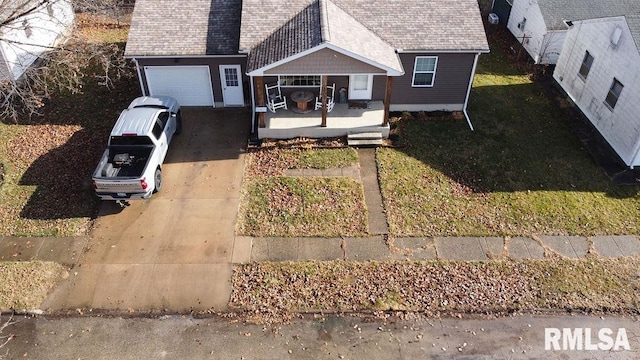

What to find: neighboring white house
left=553, top=15, right=640, bottom=168
left=506, top=0, right=640, bottom=64
left=0, top=0, right=75, bottom=82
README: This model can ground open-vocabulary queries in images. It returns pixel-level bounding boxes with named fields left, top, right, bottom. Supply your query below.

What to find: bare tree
left=0, top=0, right=132, bottom=123
left=0, top=315, right=15, bottom=358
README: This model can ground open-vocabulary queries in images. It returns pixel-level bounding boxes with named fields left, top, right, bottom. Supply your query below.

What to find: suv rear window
left=110, top=136, right=154, bottom=146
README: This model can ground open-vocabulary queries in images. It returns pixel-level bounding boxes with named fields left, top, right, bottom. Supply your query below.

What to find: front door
left=219, top=65, right=244, bottom=106
left=348, top=74, right=373, bottom=100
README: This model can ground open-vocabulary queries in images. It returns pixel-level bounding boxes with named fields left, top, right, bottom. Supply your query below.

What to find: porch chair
left=265, top=82, right=287, bottom=113
left=315, top=83, right=335, bottom=112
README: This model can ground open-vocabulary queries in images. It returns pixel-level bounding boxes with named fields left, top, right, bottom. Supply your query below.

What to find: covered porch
left=258, top=100, right=389, bottom=139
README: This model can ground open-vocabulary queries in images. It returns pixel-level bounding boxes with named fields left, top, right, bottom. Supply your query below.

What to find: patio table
left=290, top=90, right=314, bottom=113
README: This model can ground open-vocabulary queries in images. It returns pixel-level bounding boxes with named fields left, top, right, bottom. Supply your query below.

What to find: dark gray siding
left=390, top=53, right=475, bottom=105
left=135, top=56, right=248, bottom=103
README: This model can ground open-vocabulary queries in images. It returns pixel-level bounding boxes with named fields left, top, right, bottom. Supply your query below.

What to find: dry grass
left=0, top=261, right=68, bottom=310
left=237, top=177, right=368, bottom=237
left=230, top=256, right=640, bottom=321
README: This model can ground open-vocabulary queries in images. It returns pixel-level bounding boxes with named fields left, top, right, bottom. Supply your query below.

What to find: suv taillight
left=140, top=178, right=148, bottom=190
left=92, top=180, right=97, bottom=189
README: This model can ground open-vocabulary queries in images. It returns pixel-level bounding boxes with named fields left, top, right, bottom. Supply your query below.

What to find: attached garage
left=144, top=66, right=215, bottom=106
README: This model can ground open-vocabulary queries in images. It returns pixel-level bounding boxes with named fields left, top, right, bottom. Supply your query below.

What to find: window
left=578, top=51, right=594, bottom=79
left=412, top=56, right=438, bottom=87
left=605, top=78, right=623, bottom=110
left=279, top=75, right=321, bottom=87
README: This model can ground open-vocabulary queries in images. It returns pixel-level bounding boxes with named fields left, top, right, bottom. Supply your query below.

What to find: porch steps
left=347, top=132, right=383, bottom=147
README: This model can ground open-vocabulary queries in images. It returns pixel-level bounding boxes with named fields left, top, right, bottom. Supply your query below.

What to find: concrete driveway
left=42, top=108, right=252, bottom=312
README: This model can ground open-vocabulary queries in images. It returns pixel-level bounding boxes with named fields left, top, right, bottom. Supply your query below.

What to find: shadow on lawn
left=14, top=70, right=139, bottom=220
left=394, top=81, right=640, bottom=199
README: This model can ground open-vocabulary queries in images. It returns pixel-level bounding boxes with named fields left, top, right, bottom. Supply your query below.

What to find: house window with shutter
left=604, top=78, right=623, bottom=110
left=578, top=51, right=594, bottom=80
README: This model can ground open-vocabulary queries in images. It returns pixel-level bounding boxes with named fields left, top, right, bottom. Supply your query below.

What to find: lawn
left=377, top=28, right=640, bottom=237
left=230, top=257, right=640, bottom=318
left=238, top=145, right=366, bottom=237
left=0, top=261, right=68, bottom=310
left=0, top=13, right=137, bottom=236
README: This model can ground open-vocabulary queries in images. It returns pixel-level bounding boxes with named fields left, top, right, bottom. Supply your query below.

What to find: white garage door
left=144, top=66, right=215, bottom=106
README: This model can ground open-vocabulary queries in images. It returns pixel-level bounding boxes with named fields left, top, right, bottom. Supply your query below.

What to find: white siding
left=507, top=0, right=566, bottom=64
left=553, top=17, right=640, bottom=168
left=0, top=0, right=74, bottom=81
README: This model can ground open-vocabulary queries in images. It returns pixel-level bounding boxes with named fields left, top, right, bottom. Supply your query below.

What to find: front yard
left=378, top=29, right=640, bottom=237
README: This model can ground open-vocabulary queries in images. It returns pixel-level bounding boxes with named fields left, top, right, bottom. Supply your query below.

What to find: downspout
left=629, top=138, right=640, bottom=169
left=250, top=75, right=256, bottom=134
left=462, top=52, right=481, bottom=131
left=132, top=58, right=146, bottom=96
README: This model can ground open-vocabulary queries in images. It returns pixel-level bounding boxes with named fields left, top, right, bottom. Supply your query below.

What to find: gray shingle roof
left=628, top=15, right=640, bottom=54
left=246, top=2, right=322, bottom=73
left=538, top=0, right=640, bottom=30
left=241, top=0, right=489, bottom=52
left=124, top=0, right=241, bottom=56
left=247, top=0, right=406, bottom=74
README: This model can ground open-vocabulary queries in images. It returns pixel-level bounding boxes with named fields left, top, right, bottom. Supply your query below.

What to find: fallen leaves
left=0, top=261, right=68, bottom=310
left=230, top=257, right=640, bottom=324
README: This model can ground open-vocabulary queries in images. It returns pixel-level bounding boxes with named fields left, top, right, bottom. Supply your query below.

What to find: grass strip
left=0, top=261, right=68, bottom=310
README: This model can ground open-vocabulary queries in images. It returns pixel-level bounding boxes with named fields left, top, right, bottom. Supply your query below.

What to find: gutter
left=462, top=52, right=481, bottom=131
left=132, top=58, right=146, bottom=96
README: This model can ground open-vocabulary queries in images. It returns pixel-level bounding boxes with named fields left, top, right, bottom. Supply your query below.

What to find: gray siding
left=391, top=53, right=475, bottom=105
left=136, top=57, right=248, bottom=103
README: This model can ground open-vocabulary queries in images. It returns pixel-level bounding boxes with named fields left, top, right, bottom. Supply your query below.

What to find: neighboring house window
left=605, top=78, right=623, bottom=110
left=279, top=75, right=321, bottom=87
left=578, top=51, right=594, bottom=79
left=412, top=56, right=438, bottom=87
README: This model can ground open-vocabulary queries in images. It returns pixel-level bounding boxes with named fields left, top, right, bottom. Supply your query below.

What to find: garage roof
left=124, top=0, right=242, bottom=56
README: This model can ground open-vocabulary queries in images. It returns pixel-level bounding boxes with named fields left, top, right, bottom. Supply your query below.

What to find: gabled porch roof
left=244, top=0, right=404, bottom=76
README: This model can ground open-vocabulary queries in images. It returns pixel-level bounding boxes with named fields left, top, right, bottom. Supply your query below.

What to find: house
left=125, top=0, right=489, bottom=139
left=553, top=15, right=640, bottom=168
left=501, top=0, right=640, bottom=64
left=0, top=0, right=75, bottom=82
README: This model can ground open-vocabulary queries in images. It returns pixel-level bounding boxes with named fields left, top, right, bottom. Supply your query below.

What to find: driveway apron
left=42, top=108, right=251, bottom=312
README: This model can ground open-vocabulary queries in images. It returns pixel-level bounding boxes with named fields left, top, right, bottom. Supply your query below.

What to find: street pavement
left=2, top=313, right=639, bottom=359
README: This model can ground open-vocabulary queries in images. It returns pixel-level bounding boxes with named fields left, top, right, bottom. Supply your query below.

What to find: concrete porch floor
left=258, top=101, right=390, bottom=139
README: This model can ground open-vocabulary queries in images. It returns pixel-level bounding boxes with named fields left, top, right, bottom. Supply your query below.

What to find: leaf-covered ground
left=230, top=257, right=640, bottom=323
left=0, top=261, right=68, bottom=310
left=0, top=14, right=137, bottom=236
left=237, top=177, right=368, bottom=237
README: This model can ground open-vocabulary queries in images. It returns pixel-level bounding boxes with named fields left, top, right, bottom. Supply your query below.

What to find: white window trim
left=411, top=56, right=438, bottom=88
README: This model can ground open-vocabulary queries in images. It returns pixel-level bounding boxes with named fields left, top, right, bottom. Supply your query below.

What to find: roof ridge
left=319, top=0, right=330, bottom=42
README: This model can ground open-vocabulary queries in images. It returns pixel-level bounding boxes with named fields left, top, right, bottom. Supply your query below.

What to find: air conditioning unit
left=488, top=13, right=499, bottom=25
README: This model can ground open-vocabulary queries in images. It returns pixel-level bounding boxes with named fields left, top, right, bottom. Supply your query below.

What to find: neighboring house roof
left=537, top=0, right=640, bottom=30
left=241, top=0, right=488, bottom=52
left=628, top=15, right=640, bottom=54
left=124, top=0, right=242, bottom=56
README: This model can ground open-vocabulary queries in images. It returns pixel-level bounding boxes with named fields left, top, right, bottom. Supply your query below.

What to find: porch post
left=321, top=75, right=328, bottom=127
left=256, top=76, right=266, bottom=128
left=383, top=76, right=392, bottom=126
